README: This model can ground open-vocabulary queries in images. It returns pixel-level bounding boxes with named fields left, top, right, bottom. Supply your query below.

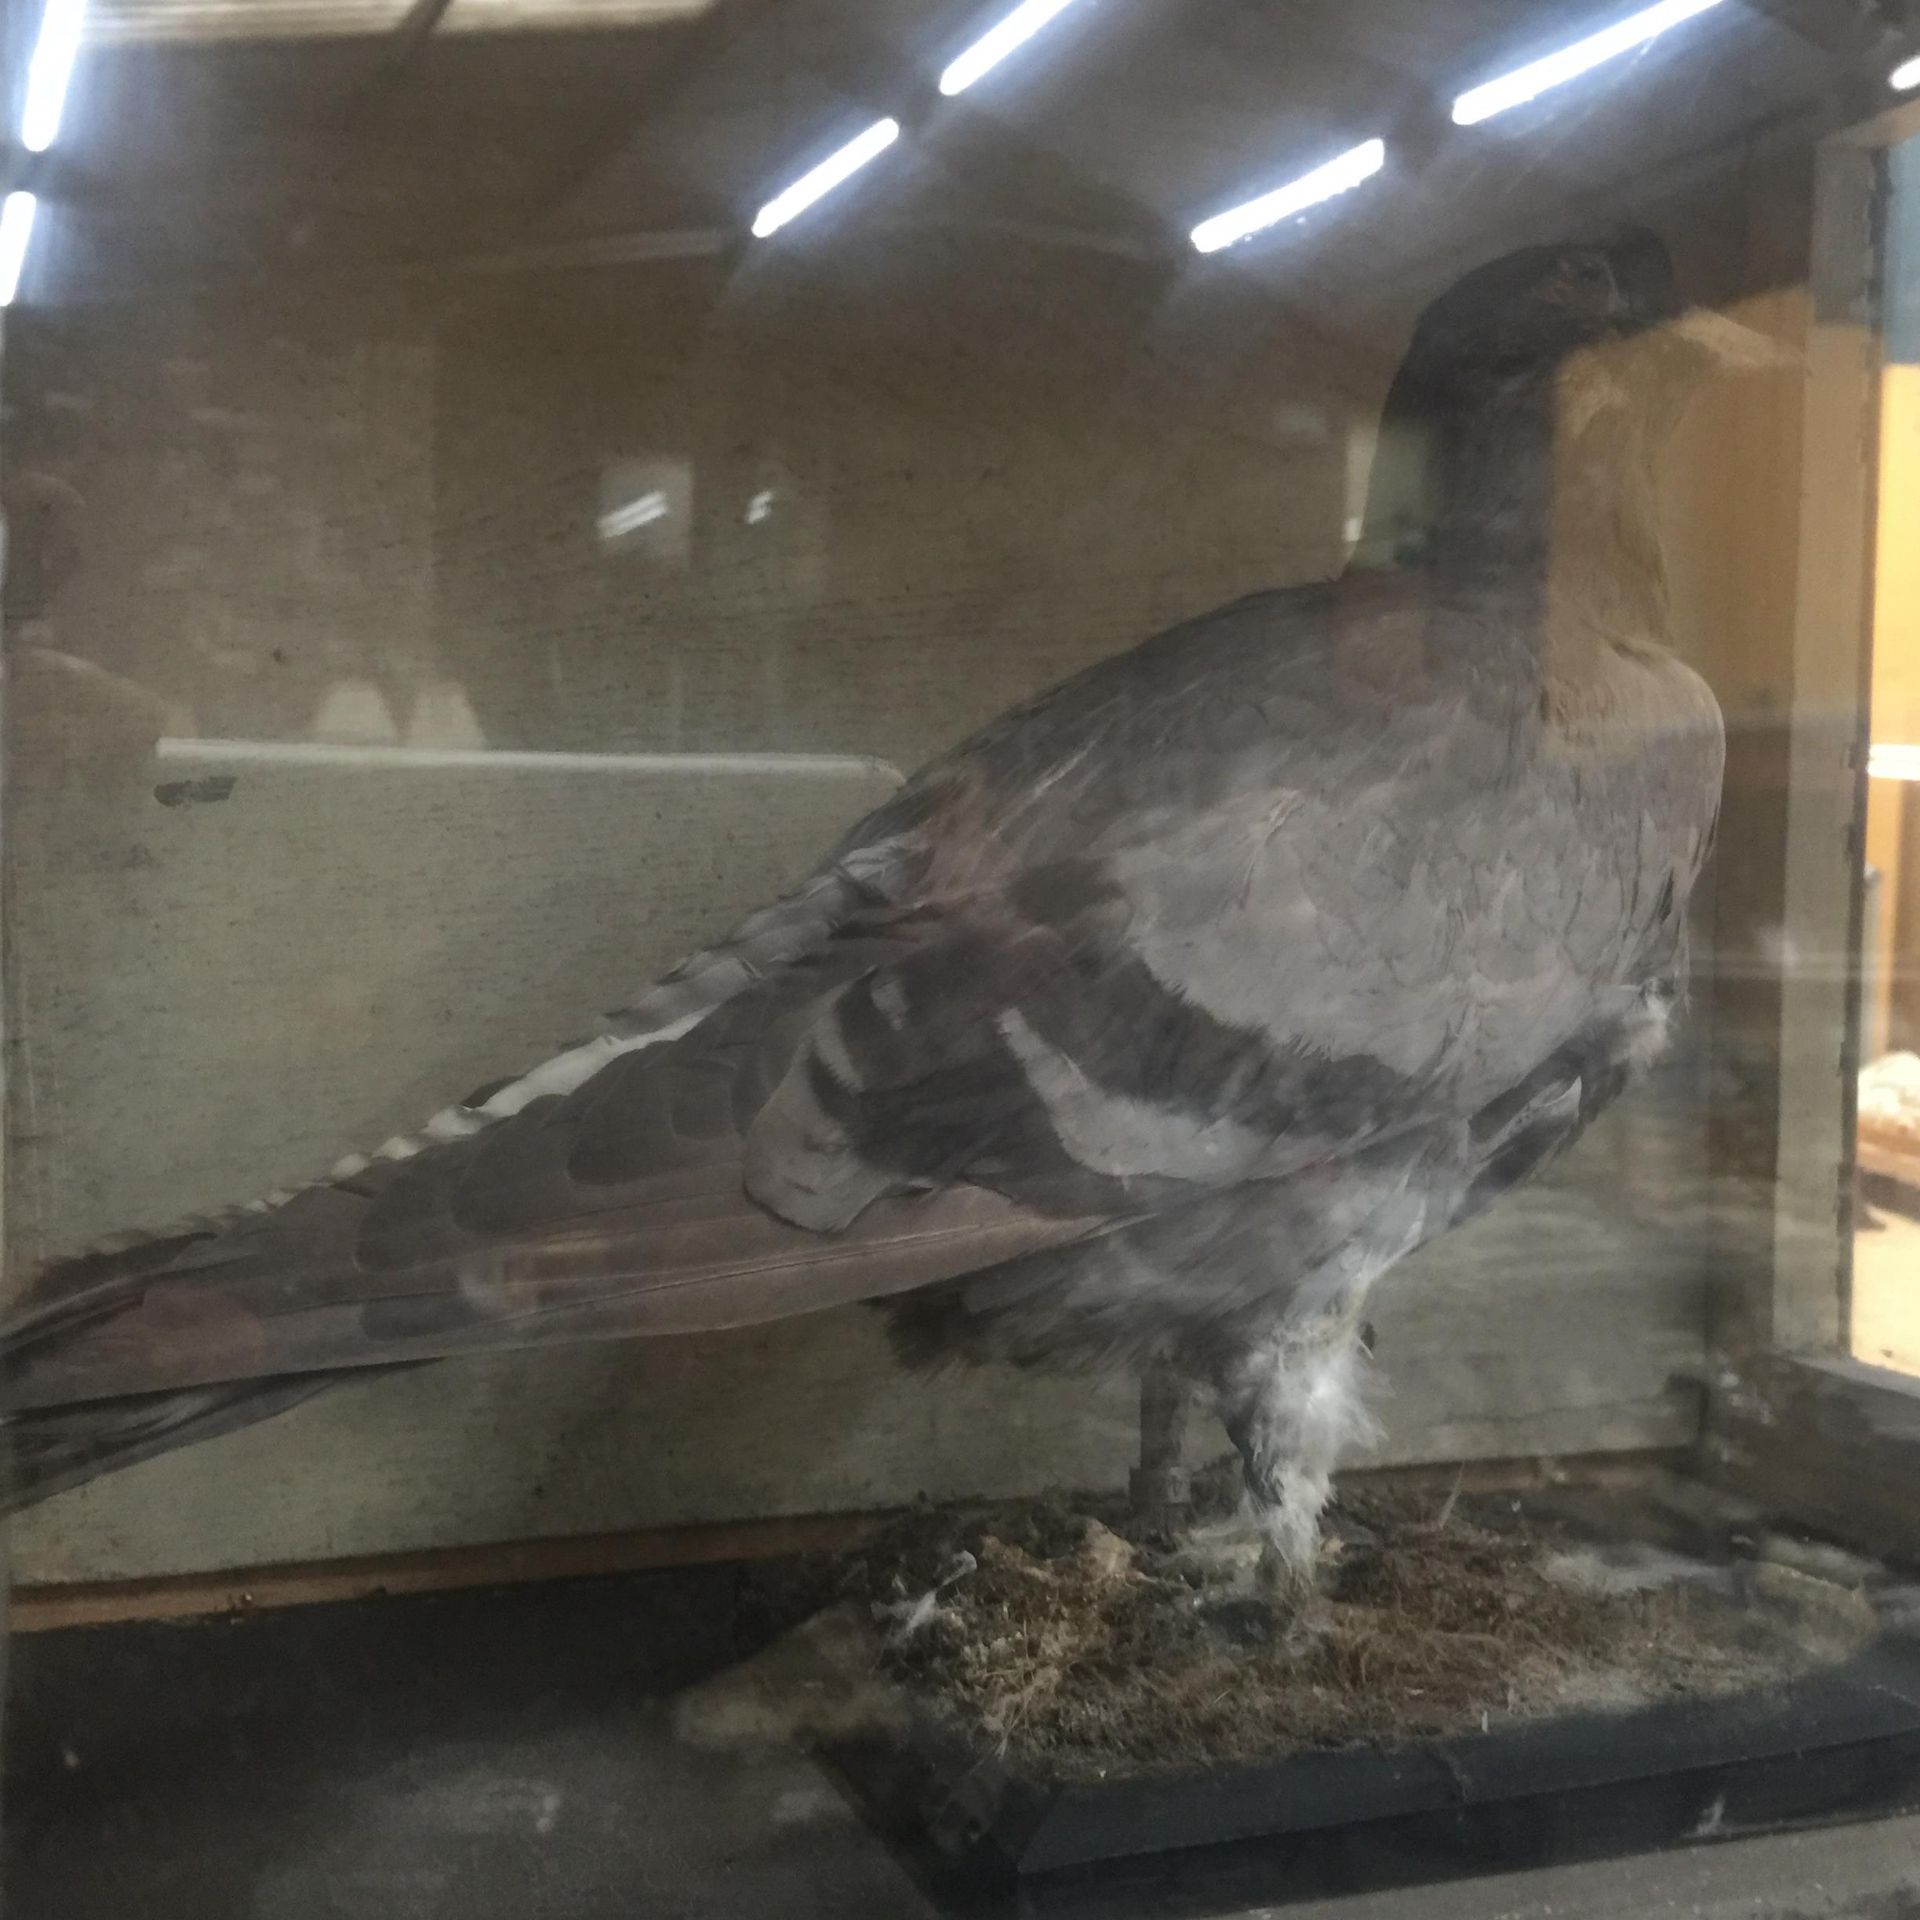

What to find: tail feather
left=4, top=1173, right=1095, bottom=1413
left=7, top=1376, right=349, bottom=1511
left=1, top=826, right=945, bottom=1503
left=2, top=1178, right=1091, bottom=1507
left=2, top=1225, right=364, bottom=1510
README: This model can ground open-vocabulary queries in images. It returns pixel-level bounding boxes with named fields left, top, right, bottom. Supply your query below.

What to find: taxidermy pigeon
left=4, top=231, right=1740, bottom=1578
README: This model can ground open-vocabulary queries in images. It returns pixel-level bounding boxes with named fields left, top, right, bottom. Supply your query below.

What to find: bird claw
left=1255, top=1536, right=1314, bottom=1601
left=1174, top=1517, right=1322, bottom=1595
left=1255, top=1533, right=1336, bottom=1643
left=1171, top=1522, right=1326, bottom=1647
left=1262, top=1579, right=1331, bottom=1649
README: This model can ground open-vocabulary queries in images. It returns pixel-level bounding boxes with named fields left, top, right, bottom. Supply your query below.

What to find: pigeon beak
left=1664, top=306, right=1800, bottom=375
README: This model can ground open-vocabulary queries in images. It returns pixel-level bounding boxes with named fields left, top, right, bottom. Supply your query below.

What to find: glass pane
left=7, top=1, right=1920, bottom=1912
left=1856, top=130, right=1920, bottom=1375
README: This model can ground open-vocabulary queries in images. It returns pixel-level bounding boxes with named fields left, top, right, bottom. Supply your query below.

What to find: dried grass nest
left=740, top=1483, right=1877, bottom=1782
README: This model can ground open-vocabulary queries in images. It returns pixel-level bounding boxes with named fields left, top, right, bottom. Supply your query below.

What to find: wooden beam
left=1702, top=1351, right=1920, bottom=1563
left=7, top=1508, right=884, bottom=1633
left=8, top=1451, right=1688, bottom=1631
left=1757, top=127, right=1882, bottom=1355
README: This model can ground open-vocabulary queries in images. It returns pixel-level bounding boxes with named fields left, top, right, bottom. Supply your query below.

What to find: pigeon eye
left=1558, top=256, right=1616, bottom=309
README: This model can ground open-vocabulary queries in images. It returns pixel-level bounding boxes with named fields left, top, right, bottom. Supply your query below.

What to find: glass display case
left=5, top=0, right=1920, bottom=1913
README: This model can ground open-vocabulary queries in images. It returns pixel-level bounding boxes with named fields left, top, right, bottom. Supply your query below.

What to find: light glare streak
left=751, top=119, right=900, bottom=238
left=1190, top=139, right=1385, bottom=255
left=0, top=194, right=38, bottom=307
left=939, top=0, right=1084, bottom=96
left=22, top=0, right=88, bottom=151
left=1450, top=0, right=1725, bottom=126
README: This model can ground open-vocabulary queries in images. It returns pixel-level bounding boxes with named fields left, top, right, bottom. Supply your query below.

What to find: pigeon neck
left=1352, top=370, right=1673, bottom=686
left=1356, top=374, right=1559, bottom=585
left=1541, top=399, right=1674, bottom=668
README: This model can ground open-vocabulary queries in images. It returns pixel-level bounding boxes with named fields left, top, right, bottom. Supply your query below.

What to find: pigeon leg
left=1217, top=1310, right=1377, bottom=1595
left=1129, top=1359, right=1194, bottom=1532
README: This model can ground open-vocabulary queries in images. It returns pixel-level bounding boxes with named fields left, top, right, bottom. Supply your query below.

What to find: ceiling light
left=22, top=0, right=87, bottom=151
left=938, top=0, right=1083, bottom=97
left=1892, top=54, right=1920, bottom=92
left=0, top=194, right=38, bottom=307
left=751, top=118, right=900, bottom=239
left=1190, top=139, right=1385, bottom=256
left=1451, top=0, right=1725, bottom=127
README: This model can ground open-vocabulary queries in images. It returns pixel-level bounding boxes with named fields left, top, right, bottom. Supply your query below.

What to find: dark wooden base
left=826, top=1635, right=1920, bottom=1912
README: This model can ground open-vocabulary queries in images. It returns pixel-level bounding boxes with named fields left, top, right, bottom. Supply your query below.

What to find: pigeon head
left=1391, top=229, right=1688, bottom=412
left=1356, top=229, right=1782, bottom=578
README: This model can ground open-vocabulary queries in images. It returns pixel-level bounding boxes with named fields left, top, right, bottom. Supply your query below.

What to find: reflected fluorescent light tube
left=1871, top=745, right=1920, bottom=781
left=598, top=489, right=670, bottom=541
left=1190, top=138, right=1385, bottom=256
left=751, top=118, right=900, bottom=239
left=1893, top=54, right=1920, bottom=92
left=1451, top=0, right=1724, bottom=126
left=939, top=0, right=1083, bottom=96
left=22, top=0, right=88, bottom=152
left=0, top=193, right=37, bottom=307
